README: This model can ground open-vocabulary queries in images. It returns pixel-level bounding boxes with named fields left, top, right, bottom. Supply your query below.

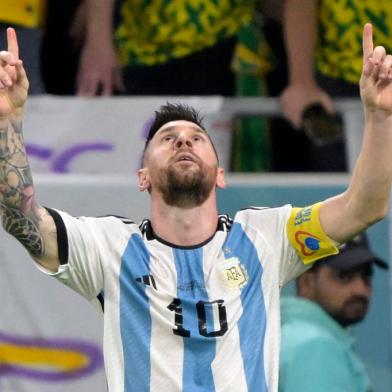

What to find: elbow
left=375, top=205, right=388, bottom=222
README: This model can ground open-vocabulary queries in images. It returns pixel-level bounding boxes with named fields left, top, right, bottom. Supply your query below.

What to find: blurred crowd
left=4, top=0, right=392, bottom=173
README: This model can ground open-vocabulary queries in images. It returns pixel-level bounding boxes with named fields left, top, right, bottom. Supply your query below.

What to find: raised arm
left=0, top=28, right=60, bottom=272
left=320, top=24, right=392, bottom=242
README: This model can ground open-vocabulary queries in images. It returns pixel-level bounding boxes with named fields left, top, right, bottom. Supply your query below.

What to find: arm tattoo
left=0, top=117, right=45, bottom=257
left=1, top=207, right=43, bottom=257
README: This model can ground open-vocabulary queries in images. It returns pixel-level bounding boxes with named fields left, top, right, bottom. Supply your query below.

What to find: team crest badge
left=218, top=257, right=248, bottom=289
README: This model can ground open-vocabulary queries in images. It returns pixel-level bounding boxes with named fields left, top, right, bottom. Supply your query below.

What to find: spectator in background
left=66, top=0, right=278, bottom=172
left=279, top=234, right=388, bottom=392
left=281, top=0, right=392, bottom=171
left=0, top=0, right=45, bottom=94
left=40, top=0, right=83, bottom=94
left=76, top=0, right=256, bottom=96
left=232, top=0, right=342, bottom=172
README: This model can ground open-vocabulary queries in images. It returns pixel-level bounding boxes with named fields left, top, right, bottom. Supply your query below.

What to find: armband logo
left=295, top=231, right=321, bottom=256
left=294, top=206, right=312, bottom=226
left=218, top=257, right=248, bottom=290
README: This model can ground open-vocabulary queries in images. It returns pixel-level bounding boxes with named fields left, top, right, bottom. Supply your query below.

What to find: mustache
left=344, top=296, right=369, bottom=308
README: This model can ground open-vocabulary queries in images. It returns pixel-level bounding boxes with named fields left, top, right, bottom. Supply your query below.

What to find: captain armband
left=286, top=202, right=339, bottom=264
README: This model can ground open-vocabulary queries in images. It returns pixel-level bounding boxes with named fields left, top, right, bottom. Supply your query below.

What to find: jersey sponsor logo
left=218, top=257, right=248, bottom=289
left=294, top=230, right=321, bottom=256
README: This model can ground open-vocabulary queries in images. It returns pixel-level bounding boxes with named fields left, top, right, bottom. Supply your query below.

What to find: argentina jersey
left=38, top=204, right=333, bottom=392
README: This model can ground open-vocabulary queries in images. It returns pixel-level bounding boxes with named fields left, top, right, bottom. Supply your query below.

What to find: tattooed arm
left=0, top=28, right=60, bottom=272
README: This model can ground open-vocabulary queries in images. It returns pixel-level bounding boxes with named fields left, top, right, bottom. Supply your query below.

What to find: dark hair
left=141, top=102, right=218, bottom=165
left=147, top=103, right=205, bottom=141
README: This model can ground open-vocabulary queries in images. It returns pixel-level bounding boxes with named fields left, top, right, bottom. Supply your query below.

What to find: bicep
left=319, top=193, right=367, bottom=243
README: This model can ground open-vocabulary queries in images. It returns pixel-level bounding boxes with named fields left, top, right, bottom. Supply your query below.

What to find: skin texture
left=298, top=263, right=373, bottom=326
left=0, top=117, right=44, bottom=258
left=138, top=120, right=226, bottom=246
left=142, top=121, right=221, bottom=207
left=0, top=28, right=58, bottom=271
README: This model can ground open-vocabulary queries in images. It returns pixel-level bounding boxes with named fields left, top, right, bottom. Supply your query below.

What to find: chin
left=336, top=310, right=367, bottom=327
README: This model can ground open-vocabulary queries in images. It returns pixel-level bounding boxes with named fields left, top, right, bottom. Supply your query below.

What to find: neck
left=150, top=194, right=219, bottom=246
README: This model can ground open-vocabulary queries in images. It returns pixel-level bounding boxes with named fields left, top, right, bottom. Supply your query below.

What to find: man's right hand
left=0, top=28, right=29, bottom=117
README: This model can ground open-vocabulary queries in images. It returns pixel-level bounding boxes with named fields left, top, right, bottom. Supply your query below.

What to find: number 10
left=167, top=298, right=228, bottom=338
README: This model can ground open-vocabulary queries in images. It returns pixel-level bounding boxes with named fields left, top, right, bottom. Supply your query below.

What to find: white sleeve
left=278, top=205, right=312, bottom=286
left=236, top=205, right=309, bottom=287
left=257, top=205, right=310, bottom=286
left=39, top=208, right=109, bottom=301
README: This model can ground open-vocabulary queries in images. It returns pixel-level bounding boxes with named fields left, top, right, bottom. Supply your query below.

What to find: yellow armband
left=286, top=202, right=339, bottom=264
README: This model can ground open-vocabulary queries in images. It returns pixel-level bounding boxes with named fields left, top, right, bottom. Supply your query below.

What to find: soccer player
left=1, top=24, right=392, bottom=391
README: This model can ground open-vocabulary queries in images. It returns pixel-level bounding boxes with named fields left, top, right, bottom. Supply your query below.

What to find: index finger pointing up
left=363, top=23, right=373, bottom=61
left=6, top=27, right=19, bottom=59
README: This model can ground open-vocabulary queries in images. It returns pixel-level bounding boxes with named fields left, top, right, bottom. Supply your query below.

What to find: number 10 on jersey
left=167, top=298, right=228, bottom=338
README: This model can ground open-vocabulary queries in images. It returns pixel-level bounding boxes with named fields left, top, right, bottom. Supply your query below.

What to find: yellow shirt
left=0, top=0, right=45, bottom=28
left=115, top=0, right=254, bottom=67
left=316, top=0, right=392, bottom=84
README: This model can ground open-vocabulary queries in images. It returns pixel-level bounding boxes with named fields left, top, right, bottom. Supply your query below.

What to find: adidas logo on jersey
left=136, top=275, right=157, bottom=290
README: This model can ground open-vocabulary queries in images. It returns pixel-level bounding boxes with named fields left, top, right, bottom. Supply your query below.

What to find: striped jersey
left=41, top=204, right=336, bottom=392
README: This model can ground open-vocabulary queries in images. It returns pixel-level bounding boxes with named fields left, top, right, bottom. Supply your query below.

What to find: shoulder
left=234, top=205, right=292, bottom=222
left=49, top=208, right=140, bottom=236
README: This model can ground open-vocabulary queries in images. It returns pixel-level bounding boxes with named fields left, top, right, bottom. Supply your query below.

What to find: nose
left=175, top=134, right=193, bottom=150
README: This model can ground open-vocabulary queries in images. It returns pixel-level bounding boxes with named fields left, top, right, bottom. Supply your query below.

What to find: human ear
left=216, top=167, right=226, bottom=189
left=138, top=168, right=150, bottom=192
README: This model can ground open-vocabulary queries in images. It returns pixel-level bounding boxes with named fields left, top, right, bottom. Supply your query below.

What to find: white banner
left=24, top=96, right=232, bottom=175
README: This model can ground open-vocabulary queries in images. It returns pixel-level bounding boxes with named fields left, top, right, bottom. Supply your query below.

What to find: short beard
left=157, top=165, right=216, bottom=208
left=330, top=296, right=369, bottom=327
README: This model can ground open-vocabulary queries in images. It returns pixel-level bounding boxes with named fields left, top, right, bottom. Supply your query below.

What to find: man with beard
left=279, top=234, right=388, bottom=392
left=2, top=24, right=392, bottom=392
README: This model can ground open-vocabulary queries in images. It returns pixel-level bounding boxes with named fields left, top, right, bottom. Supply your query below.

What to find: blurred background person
left=0, top=0, right=45, bottom=94
left=281, top=0, right=392, bottom=171
left=43, top=0, right=277, bottom=172
left=279, top=233, right=389, bottom=392
left=40, top=0, right=83, bottom=94
left=41, top=0, right=365, bottom=173
left=75, top=0, right=255, bottom=96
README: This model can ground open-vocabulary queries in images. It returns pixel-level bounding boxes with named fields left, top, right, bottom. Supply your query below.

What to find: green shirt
left=279, top=296, right=372, bottom=392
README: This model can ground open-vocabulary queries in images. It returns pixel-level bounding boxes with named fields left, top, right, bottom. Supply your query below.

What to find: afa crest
left=218, top=257, right=248, bottom=289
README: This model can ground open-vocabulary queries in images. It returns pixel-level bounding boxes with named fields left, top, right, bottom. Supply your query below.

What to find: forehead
left=143, top=119, right=219, bottom=164
left=154, top=120, right=206, bottom=137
